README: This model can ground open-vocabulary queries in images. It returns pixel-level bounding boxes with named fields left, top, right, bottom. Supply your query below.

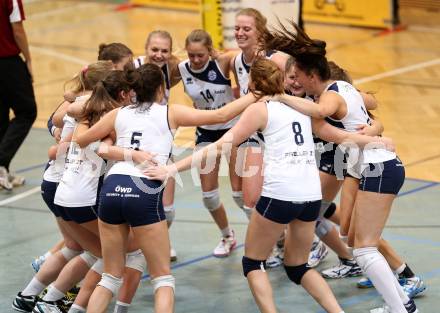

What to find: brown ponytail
left=80, top=70, right=132, bottom=126
left=262, top=20, right=330, bottom=80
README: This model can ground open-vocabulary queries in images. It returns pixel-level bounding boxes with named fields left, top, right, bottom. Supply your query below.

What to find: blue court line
left=405, top=177, right=440, bottom=184
left=15, top=162, right=47, bottom=174
left=384, top=233, right=440, bottom=248
left=398, top=182, right=439, bottom=197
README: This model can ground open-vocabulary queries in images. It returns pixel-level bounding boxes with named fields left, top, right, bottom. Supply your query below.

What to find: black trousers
left=0, top=55, right=37, bottom=170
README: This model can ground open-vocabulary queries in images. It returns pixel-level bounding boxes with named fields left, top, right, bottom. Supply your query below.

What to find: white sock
left=43, top=285, right=65, bottom=301
left=114, top=301, right=130, bottom=313
left=68, top=304, right=86, bottom=313
left=354, top=247, right=406, bottom=313
left=221, top=227, right=231, bottom=238
left=22, top=277, right=46, bottom=296
left=43, top=251, right=52, bottom=259
left=392, top=273, right=410, bottom=304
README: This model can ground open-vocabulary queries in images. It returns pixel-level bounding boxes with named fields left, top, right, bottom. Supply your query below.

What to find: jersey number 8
left=292, top=122, right=304, bottom=146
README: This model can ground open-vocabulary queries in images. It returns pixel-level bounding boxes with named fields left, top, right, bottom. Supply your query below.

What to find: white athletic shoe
left=0, top=166, right=13, bottom=190
left=213, top=230, right=236, bottom=258
left=170, top=247, right=177, bottom=262
left=9, top=173, right=25, bottom=187
left=308, top=239, right=328, bottom=268
left=266, top=246, right=283, bottom=268
left=321, top=257, right=362, bottom=279
left=403, top=276, right=427, bottom=298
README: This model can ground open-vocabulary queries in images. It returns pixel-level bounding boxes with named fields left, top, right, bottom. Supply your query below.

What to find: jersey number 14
left=200, top=89, right=215, bottom=103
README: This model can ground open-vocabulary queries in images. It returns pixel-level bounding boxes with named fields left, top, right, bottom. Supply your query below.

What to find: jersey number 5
left=292, top=122, right=304, bottom=146
left=131, top=132, right=142, bottom=150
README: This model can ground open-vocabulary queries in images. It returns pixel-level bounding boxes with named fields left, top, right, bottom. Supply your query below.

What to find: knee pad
left=284, top=263, right=311, bottom=285
left=91, top=258, right=104, bottom=275
left=315, top=218, right=333, bottom=238
left=323, top=202, right=336, bottom=219
left=242, top=205, right=253, bottom=220
left=319, top=200, right=332, bottom=218
left=79, top=251, right=98, bottom=268
left=202, top=189, right=221, bottom=212
left=232, top=191, right=244, bottom=209
left=60, top=247, right=82, bottom=261
left=164, top=205, right=175, bottom=224
left=126, top=250, right=146, bottom=273
left=98, top=273, right=123, bottom=297
left=242, top=256, right=266, bottom=277
left=151, top=275, right=175, bottom=293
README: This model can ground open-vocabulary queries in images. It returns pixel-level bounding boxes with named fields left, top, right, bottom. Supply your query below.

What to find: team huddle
left=12, top=8, right=426, bottom=313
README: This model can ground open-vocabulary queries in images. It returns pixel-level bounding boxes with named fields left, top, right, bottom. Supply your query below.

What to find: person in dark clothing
left=0, top=0, right=37, bottom=190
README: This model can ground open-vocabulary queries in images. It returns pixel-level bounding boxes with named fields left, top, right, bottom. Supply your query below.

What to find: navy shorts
left=98, top=174, right=165, bottom=227
left=316, top=145, right=355, bottom=179
left=195, top=127, right=229, bottom=146
left=63, top=205, right=98, bottom=224
left=41, top=180, right=60, bottom=217
left=256, top=196, right=321, bottom=224
left=359, top=158, right=405, bottom=195
left=55, top=205, right=72, bottom=222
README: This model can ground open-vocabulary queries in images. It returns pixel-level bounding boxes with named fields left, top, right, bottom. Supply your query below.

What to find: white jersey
left=43, top=115, right=76, bottom=183
left=54, top=135, right=105, bottom=207
left=234, top=50, right=277, bottom=97
left=178, top=59, right=236, bottom=130
left=55, top=96, right=104, bottom=207
left=43, top=95, right=90, bottom=183
left=134, top=56, right=171, bottom=104
left=107, top=103, right=173, bottom=178
left=261, top=100, right=322, bottom=202
left=325, top=81, right=395, bottom=165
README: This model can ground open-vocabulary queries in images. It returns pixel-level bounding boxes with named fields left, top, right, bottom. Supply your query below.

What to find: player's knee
left=315, top=218, right=333, bottom=238
left=202, top=189, right=221, bottom=212
left=79, top=251, right=98, bottom=268
left=60, top=247, right=82, bottom=261
left=319, top=200, right=332, bottom=218
left=284, top=263, right=311, bottom=285
left=98, top=273, right=123, bottom=296
left=126, top=250, right=146, bottom=273
left=323, top=202, right=336, bottom=219
left=242, top=256, right=266, bottom=277
left=151, top=275, right=175, bottom=293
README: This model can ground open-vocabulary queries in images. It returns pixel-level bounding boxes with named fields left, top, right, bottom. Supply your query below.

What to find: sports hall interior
left=1, top=0, right=439, bottom=312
